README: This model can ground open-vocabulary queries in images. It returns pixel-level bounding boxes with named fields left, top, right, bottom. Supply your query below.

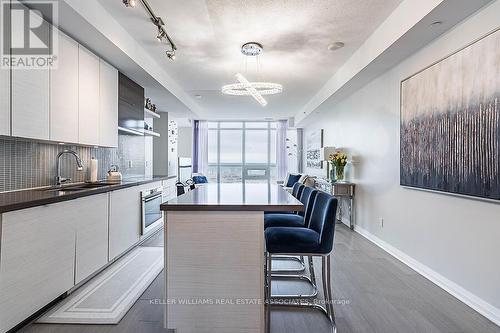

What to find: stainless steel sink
left=40, top=183, right=114, bottom=192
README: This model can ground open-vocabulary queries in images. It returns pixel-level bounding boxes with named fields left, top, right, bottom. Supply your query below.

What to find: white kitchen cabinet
left=75, top=194, right=109, bottom=284
left=78, top=45, right=100, bottom=145
left=99, top=59, right=118, bottom=147
left=162, top=177, right=177, bottom=202
left=50, top=29, right=79, bottom=143
left=0, top=202, right=76, bottom=333
left=0, top=65, right=9, bottom=136
left=109, top=186, right=142, bottom=260
left=0, top=1, right=9, bottom=136
left=11, top=9, right=50, bottom=140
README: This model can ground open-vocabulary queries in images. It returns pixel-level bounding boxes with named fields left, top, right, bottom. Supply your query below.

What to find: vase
left=329, top=167, right=335, bottom=182
left=335, top=165, right=345, bottom=182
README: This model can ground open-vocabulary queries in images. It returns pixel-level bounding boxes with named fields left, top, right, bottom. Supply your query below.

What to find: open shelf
left=143, top=129, right=161, bottom=137
left=144, top=108, right=161, bottom=119
left=118, top=126, right=143, bottom=136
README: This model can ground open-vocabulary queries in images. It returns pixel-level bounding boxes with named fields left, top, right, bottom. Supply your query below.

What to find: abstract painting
left=400, top=29, right=500, bottom=200
left=306, top=129, right=323, bottom=169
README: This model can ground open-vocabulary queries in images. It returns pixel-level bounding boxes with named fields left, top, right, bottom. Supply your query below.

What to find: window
left=245, top=130, right=268, bottom=163
left=220, top=130, right=243, bottom=163
left=207, top=121, right=277, bottom=183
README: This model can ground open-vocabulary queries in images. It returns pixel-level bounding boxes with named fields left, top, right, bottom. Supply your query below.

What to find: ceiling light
left=122, top=0, right=136, bottom=8
left=222, top=73, right=283, bottom=107
left=221, top=43, right=283, bottom=107
left=166, top=50, right=176, bottom=61
left=157, top=27, right=167, bottom=42
left=327, top=42, right=345, bottom=51
left=241, top=42, right=263, bottom=56
left=194, top=94, right=202, bottom=99
left=128, top=0, right=178, bottom=60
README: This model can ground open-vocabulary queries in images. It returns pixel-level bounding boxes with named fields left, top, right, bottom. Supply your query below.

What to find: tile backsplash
left=0, top=134, right=145, bottom=192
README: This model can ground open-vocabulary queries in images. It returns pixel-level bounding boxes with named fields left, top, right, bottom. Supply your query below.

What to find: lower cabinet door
left=0, top=202, right=76, bottom=333
left=109, top=187, right=141, bottom=260
left=75, top=194, right=109, bottom=284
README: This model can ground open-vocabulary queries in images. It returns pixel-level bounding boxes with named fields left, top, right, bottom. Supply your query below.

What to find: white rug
left=36, top=246, right=163, bottom=324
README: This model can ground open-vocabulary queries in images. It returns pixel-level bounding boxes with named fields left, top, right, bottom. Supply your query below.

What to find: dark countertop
left=161, top=183, right=304, bottom=212
left=0, top=175, right=177, bottom=214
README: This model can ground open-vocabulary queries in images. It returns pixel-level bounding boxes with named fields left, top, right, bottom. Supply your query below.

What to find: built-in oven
left=141, top=186, right=163, bottom=235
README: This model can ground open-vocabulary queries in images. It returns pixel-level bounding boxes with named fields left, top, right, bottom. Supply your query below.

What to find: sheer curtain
left=192, top=120, right=208, bottom=175
left=276, top=120, right=288, bottom=180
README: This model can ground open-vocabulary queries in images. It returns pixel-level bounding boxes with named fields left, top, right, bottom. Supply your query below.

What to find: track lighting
left=122, top=0, right=136, bottom=8
left=123, top=0, right=179, bottom=60
left=156, top=27, right=167, bottom=43
left=166, top=50, right=176, bottom=61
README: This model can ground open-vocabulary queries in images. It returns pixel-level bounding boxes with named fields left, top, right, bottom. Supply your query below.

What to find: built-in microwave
left=141, top=187, right=163, bottom=235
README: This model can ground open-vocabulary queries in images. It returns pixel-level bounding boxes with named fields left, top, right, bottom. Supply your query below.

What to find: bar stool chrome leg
left=326, top=255, right=336, bottom=325
left=270, top=256, right=319, bottom=299
left=266, top=253, right=272, bottom=333
left=271, top=255, right=306, bottom=274
left=266, top=252, right=337, bottom=333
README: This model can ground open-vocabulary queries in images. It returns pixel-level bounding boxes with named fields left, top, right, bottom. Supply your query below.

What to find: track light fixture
left=156, top=26, right=167, bottom=42
left=122, top=0, right=136, bottom=8
left=122, top=0, right=178, bottom=60
left=166, top=50, right=176, bottom=61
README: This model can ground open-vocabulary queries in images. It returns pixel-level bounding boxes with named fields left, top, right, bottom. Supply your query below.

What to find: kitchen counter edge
left=0, top=175, right=177, bottom=214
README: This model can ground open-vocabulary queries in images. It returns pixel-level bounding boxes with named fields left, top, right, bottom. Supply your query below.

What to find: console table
left=315, top=179, right=356, bottom=230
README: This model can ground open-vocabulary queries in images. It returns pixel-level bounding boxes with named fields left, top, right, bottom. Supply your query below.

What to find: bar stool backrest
left=291, top=183, right=305, bottom=199
left=176, top=182, right=185, bottom=196
left=298, top=187, right=318, bottom=225
left=308, top=192, right=338, bottom=254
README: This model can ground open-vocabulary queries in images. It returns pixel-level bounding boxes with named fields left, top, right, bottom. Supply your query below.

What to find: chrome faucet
left=55, top=150, right=84, bottom=186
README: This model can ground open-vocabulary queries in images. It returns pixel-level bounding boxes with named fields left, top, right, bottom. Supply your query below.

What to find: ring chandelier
left=221, top=43, right=282, bottom=107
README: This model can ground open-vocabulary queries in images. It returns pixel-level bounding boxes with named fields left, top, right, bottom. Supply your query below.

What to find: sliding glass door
left=207, top=121, right=277, bottom=183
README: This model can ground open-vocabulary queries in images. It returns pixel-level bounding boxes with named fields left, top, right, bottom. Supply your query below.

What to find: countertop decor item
left=329, top=150, right=348, bottom=182
left=89, top=157, right=98, bottom=183
left=106, top=165, right=123, bottom=183
left=322, top=146, right=336, bottom=181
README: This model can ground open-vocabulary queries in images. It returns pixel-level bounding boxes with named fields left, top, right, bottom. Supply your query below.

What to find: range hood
left=118, top=73, right=145, bottom=135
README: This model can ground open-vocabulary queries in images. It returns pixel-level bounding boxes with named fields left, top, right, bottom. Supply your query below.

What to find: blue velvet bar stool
left=264, top=192, right=338, bottom=332
left=265, top=186, right=318, bottom=276
left=291, top=182, right=305, bottom=199
left=264, top=186, right=317, bottom=229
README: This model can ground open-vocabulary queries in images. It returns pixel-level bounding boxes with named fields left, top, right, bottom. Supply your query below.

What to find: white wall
left=303, top=0, right=500, bottom=324
left=177, top=126, right=193, bottom=158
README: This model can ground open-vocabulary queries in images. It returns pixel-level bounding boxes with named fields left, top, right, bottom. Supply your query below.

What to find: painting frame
left=400, top=27, right=500, bottom=201
left=306, top=129, right=324, bottom=170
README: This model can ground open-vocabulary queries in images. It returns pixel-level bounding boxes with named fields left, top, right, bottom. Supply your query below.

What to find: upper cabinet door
left=78, top=46, right=100, bottom=146
left=11, top=6, right=50, bottom=140
left=0, top=0, right=10, bottom=136
left=0, top=64, right=9, bottom=136
left=99, top=60, right=118, bottom=147
left=50, top=29, right=79, bottom=143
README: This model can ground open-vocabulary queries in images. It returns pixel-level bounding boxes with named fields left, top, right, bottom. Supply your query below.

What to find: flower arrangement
left=329, top=151, right=348, bottom=181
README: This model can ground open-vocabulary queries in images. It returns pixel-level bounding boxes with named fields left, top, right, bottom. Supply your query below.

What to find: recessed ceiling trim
left=295, top=0, right=493, bottom=125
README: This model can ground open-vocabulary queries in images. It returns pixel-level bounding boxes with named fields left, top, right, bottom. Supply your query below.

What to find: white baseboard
left=354, top=225, right=500, bottom=327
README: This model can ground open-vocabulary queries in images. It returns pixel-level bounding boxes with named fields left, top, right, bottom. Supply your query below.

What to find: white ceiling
left=97, top=0, right=403, bottom=120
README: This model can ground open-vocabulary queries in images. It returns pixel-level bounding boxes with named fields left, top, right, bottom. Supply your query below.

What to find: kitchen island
left=160, top=183, right=303, bottom=333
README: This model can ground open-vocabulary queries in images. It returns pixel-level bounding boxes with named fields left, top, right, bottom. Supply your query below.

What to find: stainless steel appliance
left=141, top=186, right=163, bottom=235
